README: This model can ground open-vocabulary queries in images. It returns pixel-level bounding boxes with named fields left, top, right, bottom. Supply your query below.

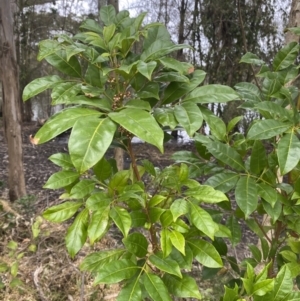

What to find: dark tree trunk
left=108, top=0, right=119, bottom=13
left=285, top=0, right=300, bottom=44
left=0, top=1, right=26, bottom=201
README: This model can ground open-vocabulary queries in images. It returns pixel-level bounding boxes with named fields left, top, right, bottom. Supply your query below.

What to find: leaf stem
left=127, top=139, right=141, bottom=182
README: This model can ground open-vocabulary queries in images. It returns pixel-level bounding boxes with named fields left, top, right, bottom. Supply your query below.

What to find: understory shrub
left=23, top=5, right=300, bottom=300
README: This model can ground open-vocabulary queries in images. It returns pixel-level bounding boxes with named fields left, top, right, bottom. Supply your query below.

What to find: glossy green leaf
left=117, top=277, right=142, bottom=301
left=142, top=273, right=172, bottom=301
left=93, top=157, right=113, bottom=182
left=223, top=284, right=239, bottom=301
left=130, top=210, right=147, bottom=227
left=148, top=253, right=182, bottom=278
left=202, top=108, right=227, bottom=141
left=226, top=216, right=241, bottom=246
left=234, top=82, right=262, bottom=103
left=280, top=250, right=297, bottom=263
left=62, top=95, right=111, bottom=111
left=86, top=192, right=111, bottom=211
left=109, top=109, right=164, bottom=152
left=278, top=133, right=300, bottom=175
left=79, top=18, right=103, bottom=33
left=69, top=117, right=117, bottom=173
left=273, top=265, right=293, bottom=301
left=70, top=179, right=95, bottom=199
left=141, top=42, right=190, bottom=62
left=170, top=245, right=193, bottom=270
left=149, top=207, right=165, bottom=223
left=206, top=141, right=245, bottom=171
left=174, top=103, right=203, bottom=136
left=137, top=61, right=157, bottom=80
left=159, top=57, right=193, bottom=74
left=88, top=207, right=110, bottom=244
left=160, top=209, right=173, bottom=227
left=66, top=208, right=89, bottom=258
left=188, top=201, right=218, bottom=240
left=45, top=50, right=81, bottom=77
left=100, top=5, right=116, bottom=25
left=183, top=84, right=239, bottom=104
left=143, top=24, right=171, bottom=48
left=169, top=230, right=185, bottom=255
left=148, top=195, right=166, bottom=207
left=187, top=239, right=223, bottom=268
left=253, top=279, right=274, bottom=296
left=249, top=244, right=262, bottom=262
left=160, top=229, right=172, bottom=258
left=162, top=70, right=206, bottom=104
left=34, top=107, right=101, bottom=144
left=108, top=170, right=130, bottom=194
left=43, top=201, right=82, bottom=222
left=250, top=140, right=268, bottom=174
left=43, top=170, right=79, bottom=189
left=155, top=71, right=189, bottom=82
left=84, top=63, right=106, bottom=88
left=185, top=185, right=228, bottom=203
left=257, top=183, right=277, bottom=207
left=110, top=207, right=131, bottom=237
left=163, top=274, right=202, bottom=299
left=94, top=259, right=139, bottom=284
left=123, top=232, right=148, bottom=258
left=170, top=199, right=189, bottom=221
left=205, top=172, right=239, bottom=193
left=214, top=224, right=232, bottom=238
left=153, top=108, right=177, bottom=130
left=239, top=52, right=265, bottom=65
left=227, top=116, right=243, bottom=133
left=235, top=175, right=258, bottom=218
left=262, top=76, right=282, bottom=99
left=125, top=99, right=151, bottom=111
left=103, top=24, right=116, bottom=42
left=247, top=120, right=291, bottom=140
left=254, top=101, right=291, bottom=121
left=80, top=249, right=126, bottom=272
left=137, top=82, right=160, bottom=99
left=51, top=82, right=81, bottom=105
left=48, top=153, right=74, bottom=169
left=212, top=237, right=228, bottom=256
left=37, top=39, right=60, bottom=61
left=273, top=42, right=299, bottom=71
left=65, top=45, right=85, bottom=61
left=23, top=75, right=63, bottom=101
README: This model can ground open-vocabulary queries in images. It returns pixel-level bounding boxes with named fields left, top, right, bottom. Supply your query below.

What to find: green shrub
left=23, top=5, right=300, bottom=300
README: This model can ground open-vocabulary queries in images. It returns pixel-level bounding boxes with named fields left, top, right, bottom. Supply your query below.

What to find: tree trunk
left=285, top=0, right=300, bottom=44
left=108, top=0, right=119, bottom=13
left=0, top=1, right=26, bottom=201
left=98, top=0, right=119, bottom=13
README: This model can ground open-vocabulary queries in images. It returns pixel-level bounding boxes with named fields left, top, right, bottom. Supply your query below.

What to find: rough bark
left=0, top=1, right=26, bottom=201
left=285, top=0, right=300, bottom=44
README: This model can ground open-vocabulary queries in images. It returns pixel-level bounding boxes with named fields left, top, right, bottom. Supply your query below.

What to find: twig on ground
left=33, top=265, right=48, bottom=301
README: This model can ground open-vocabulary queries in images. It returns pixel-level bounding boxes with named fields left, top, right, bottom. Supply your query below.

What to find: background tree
left=0, top=1, right=26, bottom=201
left=16, top=0, right=86, bottom=122
left=129, top=0, right=289, bottom=130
